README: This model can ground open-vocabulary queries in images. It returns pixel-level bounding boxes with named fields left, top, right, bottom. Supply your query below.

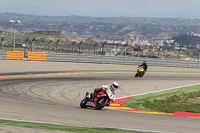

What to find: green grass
left=74, top=70, right=136, bottom=72
left=122, top=84, right=200, bottom=112
left=143, top=91, right=200, bottom=113
left=1, top=70, right=200, bottom=76
left=0, top=119, right=153, bottom=133
left=137, top=70, right=200, bottom=74
left=74, top=70, right=200, bottom=74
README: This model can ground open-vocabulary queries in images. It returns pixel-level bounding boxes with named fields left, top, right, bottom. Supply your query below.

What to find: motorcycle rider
left=86, top=82, right=119, bottom=102
left=138, top=61, right=148, bottom=71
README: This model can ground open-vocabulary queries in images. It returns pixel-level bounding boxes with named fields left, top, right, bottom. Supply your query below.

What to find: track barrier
left=6, top=51, right=24, bottom=60
left=27, top=52, right=46, bottom=61
left=0, top=50, right=200, bottom=68
left=0, top=51, right=6, bottom=60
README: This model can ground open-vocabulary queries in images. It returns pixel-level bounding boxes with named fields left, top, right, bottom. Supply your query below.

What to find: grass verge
left=74, top=70, right=200, bottom=73
left=122, top=84, right=200, bottom=113
left=143, top=91, right=200, bottom=113
left=0, top=70, right=200, bottom=76
left=0, top=119, right=153, bottom=133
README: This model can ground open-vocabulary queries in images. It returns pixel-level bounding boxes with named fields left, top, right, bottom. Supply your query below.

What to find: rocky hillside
left=1, top=12, right=200, bottom=25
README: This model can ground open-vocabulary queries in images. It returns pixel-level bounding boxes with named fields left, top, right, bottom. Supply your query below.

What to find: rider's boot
left=90, top=92, right=95, bottom=99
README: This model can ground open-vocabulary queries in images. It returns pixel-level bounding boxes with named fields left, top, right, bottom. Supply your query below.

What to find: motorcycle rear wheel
left=95, top=97, right=109, bottom=110
left=135, top=72, right=138, bottom=77
left=80, top=98, right=87, bottom=108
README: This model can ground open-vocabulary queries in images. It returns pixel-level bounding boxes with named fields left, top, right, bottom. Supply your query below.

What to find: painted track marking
left=109, top=94, right=200, bottom=119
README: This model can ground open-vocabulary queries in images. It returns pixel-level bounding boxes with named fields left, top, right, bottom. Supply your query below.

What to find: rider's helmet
left=111, top=82, right=119, bottom=94
left=111, top=82, right=119, bottom=90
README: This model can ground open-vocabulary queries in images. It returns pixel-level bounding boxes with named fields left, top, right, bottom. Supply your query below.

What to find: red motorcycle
left=80, top=87, right=116, bottom=110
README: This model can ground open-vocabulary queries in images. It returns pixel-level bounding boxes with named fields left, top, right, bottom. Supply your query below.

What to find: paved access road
left=0, top=60, right=200, bottom=133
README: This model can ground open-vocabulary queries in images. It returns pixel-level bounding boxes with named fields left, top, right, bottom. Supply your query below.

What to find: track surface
left=0, top=60, right=200, bottom=133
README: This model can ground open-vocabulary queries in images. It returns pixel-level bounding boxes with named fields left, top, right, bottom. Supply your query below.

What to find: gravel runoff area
left=0, top=60, right=200, bottom=133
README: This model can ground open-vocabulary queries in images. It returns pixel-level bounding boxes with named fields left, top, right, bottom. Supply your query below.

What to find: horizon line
left=1, top=12, right=200, bottom=20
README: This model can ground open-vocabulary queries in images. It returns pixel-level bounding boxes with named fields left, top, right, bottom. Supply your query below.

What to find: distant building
left=189, top=32, right=200, bottom=37
left=124, top=34, right=140, bottom=46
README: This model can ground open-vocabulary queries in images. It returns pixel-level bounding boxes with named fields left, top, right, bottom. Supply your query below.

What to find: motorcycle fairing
left=138, top=67, right=144, bottom=72
left=85, top=101, right=95, bottom=107
left=106, top=89, right=116, bottom=102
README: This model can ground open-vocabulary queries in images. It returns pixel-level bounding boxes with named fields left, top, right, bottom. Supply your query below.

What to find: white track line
left=117, top=82, right=200, bottom=100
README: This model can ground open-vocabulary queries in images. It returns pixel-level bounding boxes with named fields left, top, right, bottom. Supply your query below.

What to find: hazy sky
left=1, top=0, right=200, bottom=18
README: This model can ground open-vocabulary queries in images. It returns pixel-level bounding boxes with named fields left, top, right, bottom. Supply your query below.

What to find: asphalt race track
left=0, top=60, right=200, bottom=133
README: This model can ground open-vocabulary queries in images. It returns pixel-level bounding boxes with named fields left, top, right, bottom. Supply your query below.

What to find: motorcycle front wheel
left=95, top=97, right=109, bottom=110
left=139, top=71, right=145, bottom=77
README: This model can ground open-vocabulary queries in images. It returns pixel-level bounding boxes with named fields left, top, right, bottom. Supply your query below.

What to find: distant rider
left=86, top=82, right=119, bottom=102
left=138, top=61, right=148, bottom=71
